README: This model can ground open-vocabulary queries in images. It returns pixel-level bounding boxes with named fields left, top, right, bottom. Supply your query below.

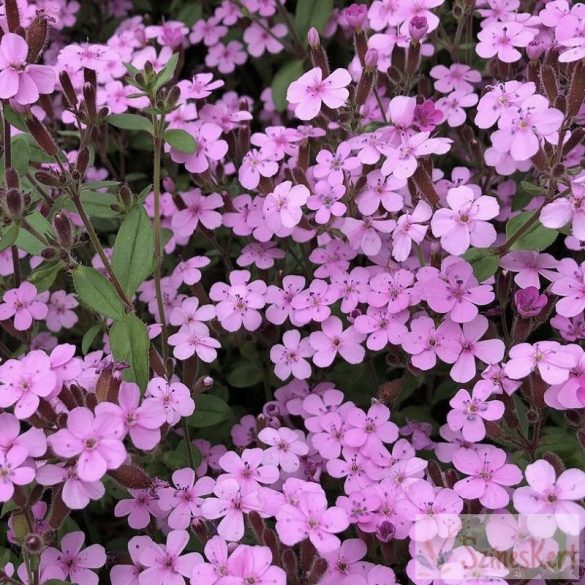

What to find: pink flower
left=265, top=275, right=306, bottom=326
left=424, top=261, right=495, bottom=323
left=513, top=460, right=585, bottom=537
left=541, top=186, right=585, bottom=241
left=550, top=260, right=585, bottom=318
left=258, top=427, right=309, bottom=472
left=500, top=251, right=558, bottom=289
left=287, top=67, right=352, bottom=121
left=218, top=448, right=279, bottom=494
left=145, top=377, right=195, bottom=425
left=402, top=480, right=463, bottom=542
left=270, top=329, right=313, bottom=380
left=314, top=143, right=361, bottom=184
left=171, top=190, right=223, bottom=237
left=210, top=270, right=266, bottom=332
left=436, top=91, right=478, bottom=127
left=341, top=215, right=396, bottom=256
left=239, top=148, right=279, bottom=190
left=430, top=63, right=481, bottom=94
left=307, top=179, right=347, bottom=224
left=139, top=530, right=202, bottom=585
left=205, top=40, right=247, bottom=73
left=158, top=468, right=215, bottom=530
left=475, top=80, right=535, bottom=129
left=45, top=290, right=79, bottom=332
left=402, top=316, right=462, bottom=370
left=42, top=532, right=106, bottom=585
left=309, top=316, right=366, bottom=367
left=368, top=269, right=415, bottom=313
left=263, top=181, right=310, bottom=229
left=453, top=446, right=522, bottom=508
left=178, top=73, right=224, bottom=100
left=0, top=412, right=46, bottom=457
left=169, top=122, right=228, bottom=174
left=447, top=382, right=505, bottom=442
left=244, top=22, right=286, bottom=57
left=476, top=21, right=536, bottom=62
left=320, top=538, right=369, bottom=585
left=201, top=477, right=262, bottom=541
left=275, top=485, right=349, bottom=553
left=0, top=282, right=48, bottom=331
left=514, top=287, right=548, bottom=317
left=191, top=535, right=229, bottom=584
left=48, top=405, right=126, bottom=481
left=115, top=488, right=165, bottom=530
left=0, top=446, right=35, bottom=502
left=392, top=201, right=432, bottom=261
left=290, top=279, right=339, bottom=325
left=0, top=33, right=55, bottom=105
left=221, top=544, right=286, bottom=585
left=431, top=186, right=499, bottom=255
left=110, top=536, right=151, bottom=585
left=0, top=350, right=57, bottom=419
left=450, top=315, right=505, bottom=383
left=354, top=307, right=408, bottom=350
left=505, top=341, right=577, bottom=384
left=344, top=403, right=399, bottom=451
left=100, top=382, right=166, bottom=451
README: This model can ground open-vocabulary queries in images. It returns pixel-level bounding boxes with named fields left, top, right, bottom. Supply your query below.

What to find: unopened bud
left=5, top=188, right=24, bottom=218
left=282, top=548, right=297, bottom=580
left=543, top=452, right=565, bottom=476
left=568, top=62, right=585, bottom=118
left=52, top=213, right=72, bottom=248
left=307, top=27, right=320, bottom=48
left=308, top=31, right=330, bottom=77
left=526, top=40, right=546, bottom=61
left=83, top=67, right=97, bottom=89
left=343, top=3, right=368, bottom=30
left=409, top=16, right=428, bottom=41
left=76, top=146, right=90, bottom=174
left=26, top=115, right=58, bottom=156
left=83, top=82, right=97, bottom=120
left=412, top=165, right=439, bottom=207
left=307, top=558, right=328, bottom=585
left=24, top=534, right=44, bottom=554
left=165, top=85, right=181, bottom=111
left=59, top=70, right=77, bottom=108
left=108, top=465, right=152, bottom=489
left=26, top=11, right=50, bottom=63
left=118, top=183, right=134, bottom=209
left=5, top=167, right=19, bottom=190
left=4, top=0, right=21, bottom=32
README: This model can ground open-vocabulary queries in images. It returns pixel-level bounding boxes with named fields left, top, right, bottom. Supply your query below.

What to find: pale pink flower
left=287, top=67, right=352, bottom=120
left=392, top=201, right=432, bottom=261
left=258, top=427, right=310, bottom=472
left=0, top=446, right=34, bottom=502
left=171, top=190, right=223, bottom=237
left=476, top=21, right=536, bottom=62
left=239, top=148, right=279, bottom=190
left=505, top=341, right=577, bottom=384
left=270, top=329, right=313, bottom=380
left=145, top=377, right=195, bottom=425
left=115, top=488, right=165, bottom=530
left=263, top=181, right=310, bottom=229
left=0, top=282, right=48, bottom=331
left=309, top=316, right=366, bottom=367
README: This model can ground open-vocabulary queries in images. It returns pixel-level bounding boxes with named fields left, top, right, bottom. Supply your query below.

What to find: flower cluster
left=0, top=0, right=583, bottom=584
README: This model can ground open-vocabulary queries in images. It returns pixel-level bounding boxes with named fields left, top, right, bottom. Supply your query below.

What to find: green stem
left=151, top=117, right=170, bottom=372
left=275, top=0, right=305, bottom=56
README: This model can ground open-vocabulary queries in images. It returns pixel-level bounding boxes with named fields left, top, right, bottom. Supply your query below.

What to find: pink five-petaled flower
left=0, top=33, right=55, bottom=105
left=0, top=350, right=57, bottom=419
left=513, top=459, right=585, bottom=537
left=114, top=488, right=165, bottom=530
left=0, top=446, right=34, bottom=502
left=210, top=270, right=267, bottom=332
left=270, top=329, right=313, bottom=380
left=145, top=377, right=195, bottom=425
left=221, top=544, right=286, bottom=585
left=0, top=281, right=48, bottom=331
left=258, top=427, right=310, bottom=472
left=309, top=316, right=366, bottom=367
left=505, top=341, right=577, bottom=384
left=41, top=532, right=106, bottom=585
left=276, top=484, right=350, bottom=553
left=287, top=67, right=352, bottom=121
left=431, top=186, right=499, bottom=255
left=514, top=287, right=548, bottom=317
left=424, top=261, right=495, bottom=323
left=48, top=405, right=126, bottom=482
left=218, top=448, right=279, bottom=494
left=139, top=530, right=202, bottom=585
left=392, top=200, right=432, bottom=261
left=158, top=467, right=215, bottom=530
left=201, top=477, right=262, bottom=541
left=110, top=535, right=151, bottom=585
left=476, top=21, right=536, bottom=63
left=169, top=122, right=228, bottom=173
left=263, top=180, right=310, bottom=230
left=171, top=190, right=223, bottom=238
left=100, top=382, right=166, bottom=451
left=447, top=382, right=505, bottom=442
left=344, top=403, right=399, bottom=451
left=452, top=446, right=523, bottom=509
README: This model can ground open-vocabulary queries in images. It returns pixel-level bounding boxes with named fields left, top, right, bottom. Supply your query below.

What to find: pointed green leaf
left=72, top=266, right=125, bottom=320
left=108, top=114, right=153, bottom=133
left=109, top=314, right=150, bottom=391
left=272, top=59, right=304, bottom=112
left=505, top=211, right=558, bottom=251
left=294, top=0, right=333, bottom=41
left=163, top=129, right=197, bottom=154
left=112, top=206, right=154, bottom=298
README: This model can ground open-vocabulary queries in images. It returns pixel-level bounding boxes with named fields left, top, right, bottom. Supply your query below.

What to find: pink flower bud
left=409, top=16, right=428, bottom=41
left=307, top=27, right=320, bottom=48
left=162, top=176, right=176, bottom=192
left=514, top=287, right=548, bottom=317
left=526, top=40, right=546, bottom=60
left=364, top=48, right=379, bottom=68
left=343, top=3, right=368, bottom=30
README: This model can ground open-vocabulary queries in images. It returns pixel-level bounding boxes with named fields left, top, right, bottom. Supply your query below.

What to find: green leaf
left=153, top=52, right=179, bottom=91
left=188, top=394, right=231, bottom=428
left=72, top=266, right=125, bottom=320
left=272, top=59, right=304, bottom=112
left=82, top=322, right=103, bottom=354
left=463, top=248, right=500, bottom=281
left=28, top=260, right=62, bottom=292
left=63, top=192, right=119, bottom=219
left=81, top=180, right=121, bottom=191
left=520, top=180, right=541, bottom=194
left=15, top=211, right=52, bottom=255
left=163, top=129, right=197, bottom=154
left=294, top=0, right=333, bottom=41
left=11, top=135, right=31, bottom=175
left=112, top=206, right=154, bottom=298
left=176, top=4, right=203, bottom=26
left=162, top=440, right=202, bottom=470
left=109, top=313, right=150, bottom=391
left=3, top=105, right=28, bottom=132
left=108, top=114, right=153, bottom=134
left=505, top=211, right=558, bottom=251
left=0, top=223, right=19, bottom=253
left=227, top=362, right=263, bottom=388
